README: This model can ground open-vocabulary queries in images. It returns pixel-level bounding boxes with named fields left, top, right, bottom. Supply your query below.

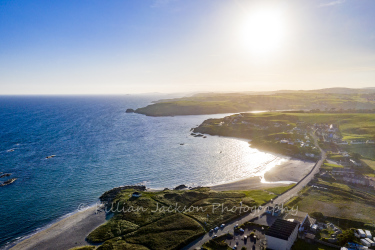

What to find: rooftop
left=265, top=219, right=299, bottom=241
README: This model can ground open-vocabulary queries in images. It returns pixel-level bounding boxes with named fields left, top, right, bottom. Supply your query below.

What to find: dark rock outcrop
left=126, top=109, right=135, bottom=113
left=99, top=185, right=146, bottom=203
left=0, top=178, right=17, bottom=187
left=0, top=173, right=11, bottom=178
left=174, top=184, right=188, bottom=190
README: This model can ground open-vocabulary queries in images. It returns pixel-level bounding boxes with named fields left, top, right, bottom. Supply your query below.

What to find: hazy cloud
left=319, top=0, right=345, bottom=7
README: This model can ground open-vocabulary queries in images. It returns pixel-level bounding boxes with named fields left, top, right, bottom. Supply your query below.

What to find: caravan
left=355, top=229, right=366, bottom=238
left=360, top=238, right=371, bottom=247
left=365, top=230, right=372, bottom=238
left=364, top=238, right=375, bottom=247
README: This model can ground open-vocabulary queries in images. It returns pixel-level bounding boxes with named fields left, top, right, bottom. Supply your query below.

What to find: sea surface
left=0, top=95, right=287, bottom=248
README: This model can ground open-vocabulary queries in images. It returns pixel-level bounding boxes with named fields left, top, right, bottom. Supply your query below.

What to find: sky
left=0, top=0, right=375, bottom=95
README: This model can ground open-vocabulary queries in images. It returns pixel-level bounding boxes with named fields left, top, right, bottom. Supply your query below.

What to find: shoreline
left=9, top=158, right=315, bottom=249
left=9, top=205, right=107, bottom=250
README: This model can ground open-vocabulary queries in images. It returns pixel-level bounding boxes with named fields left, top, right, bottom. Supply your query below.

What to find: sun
left=241, top=7, right=287, bottom=57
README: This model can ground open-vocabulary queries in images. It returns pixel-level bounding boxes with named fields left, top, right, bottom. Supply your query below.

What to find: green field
left=344, top=144, right=375, bottom=160
left=362, top=159, right=375, bottom=171
left=83, top=186, right=294, bottom=250
left=321, top=163, right=344, bottom=170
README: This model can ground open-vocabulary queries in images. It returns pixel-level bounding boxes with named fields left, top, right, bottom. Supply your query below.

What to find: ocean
left=0, top=95, right=287, bottom=248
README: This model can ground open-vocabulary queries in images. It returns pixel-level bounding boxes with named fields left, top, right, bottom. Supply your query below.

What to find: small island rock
left=0, top=178, right=17, bottom=187
left=0, top=173, right=11, bottom=178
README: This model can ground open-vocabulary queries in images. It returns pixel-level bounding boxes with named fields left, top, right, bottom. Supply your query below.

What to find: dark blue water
left=0, top=96, right=286, bottom=248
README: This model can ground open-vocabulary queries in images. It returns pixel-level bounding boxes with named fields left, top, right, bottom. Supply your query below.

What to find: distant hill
left=135, top=88, right=375, bottom=116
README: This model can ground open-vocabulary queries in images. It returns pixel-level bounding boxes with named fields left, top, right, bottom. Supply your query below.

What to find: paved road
left=183, top=132, right=326, bottom=250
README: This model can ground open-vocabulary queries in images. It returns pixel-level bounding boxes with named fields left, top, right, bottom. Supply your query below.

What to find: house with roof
left=265, top=219, right=300, bottom=250
left=283, top=211, right=316, bottom=232
left=331, top=167, right=355, bottom=176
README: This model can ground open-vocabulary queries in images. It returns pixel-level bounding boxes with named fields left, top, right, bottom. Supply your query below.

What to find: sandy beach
left=10, top=205, right=106, bottom=250
left=211, top=159, right=315, bottom=191
left=264, top=159, right=315, bottom=182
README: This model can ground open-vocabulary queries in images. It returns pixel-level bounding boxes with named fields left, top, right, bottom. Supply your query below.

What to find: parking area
left=224, top=225, right=266, bottom=250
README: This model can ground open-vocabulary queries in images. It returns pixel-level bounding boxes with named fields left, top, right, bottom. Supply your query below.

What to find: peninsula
left=134, top=88, right=375, bottom=116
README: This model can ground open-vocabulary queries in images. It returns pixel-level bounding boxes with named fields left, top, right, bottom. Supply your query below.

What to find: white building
left=350, top=159, right=362, bottom=166
left=266, top=219, right=299, bottom=250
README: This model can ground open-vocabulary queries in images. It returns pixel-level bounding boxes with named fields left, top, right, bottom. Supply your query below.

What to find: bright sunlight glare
left=241, top=7, right=287, bottom=57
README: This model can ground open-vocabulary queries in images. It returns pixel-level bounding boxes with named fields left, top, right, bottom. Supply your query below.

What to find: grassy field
left=291, top=239, right=337, bottom=250
left=265, top=184, right=296, bottom=195
left=345, top=145, right=375, bottom=160
left=321, top=162, right=344, bottom=171
left=286, top=178, right=375, bottom=227
left=85, top=186, right=287, bottom=250
left=362, top=159, right=375, bottom=171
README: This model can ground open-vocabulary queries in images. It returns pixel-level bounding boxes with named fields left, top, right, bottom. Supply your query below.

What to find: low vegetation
left=291, top=238, right=337, bottom=250
left=266, top=184, right=296, bottom=195
left=87, top=186, right=283, bottom=250
left=69, top=246, right=96, bottom=250
left=286, top=178, right=375, bottom=226
left=135, top=91, right=375, bottom=116
left=201, top=236, right=232, bottom=250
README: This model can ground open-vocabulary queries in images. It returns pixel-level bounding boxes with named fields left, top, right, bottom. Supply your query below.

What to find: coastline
left=10, top=205, right=106, bottom=250
left=9, top=158, right=314, bottom=250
